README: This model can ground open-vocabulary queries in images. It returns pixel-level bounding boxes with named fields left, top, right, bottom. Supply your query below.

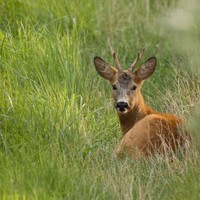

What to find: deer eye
left=131, top=85, right=137, bottom=91
left=112, top=85, right=117, bottom=90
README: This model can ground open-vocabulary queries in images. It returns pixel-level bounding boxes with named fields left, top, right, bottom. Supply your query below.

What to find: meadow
left=0, top=0, right=200, bottom=199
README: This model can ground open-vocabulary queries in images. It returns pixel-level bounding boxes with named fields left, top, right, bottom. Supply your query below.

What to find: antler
left=129, top=48, right=145, bottom=72
left=109, top=46, right=122, bottom=71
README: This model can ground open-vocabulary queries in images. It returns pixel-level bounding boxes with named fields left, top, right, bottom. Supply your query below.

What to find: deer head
left=94, top=48, right=156, bottom=114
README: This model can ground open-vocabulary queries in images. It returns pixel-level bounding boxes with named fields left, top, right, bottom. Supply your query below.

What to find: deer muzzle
left=116, top=101, right=129, bottom=112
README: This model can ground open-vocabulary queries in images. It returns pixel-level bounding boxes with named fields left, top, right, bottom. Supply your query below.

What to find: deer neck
left=118, top=92, right=154, bottom=135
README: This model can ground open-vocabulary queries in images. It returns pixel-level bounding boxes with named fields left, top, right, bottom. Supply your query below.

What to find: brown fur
left=115, top=92, right=188, bottom=159
left=94, top=55, right=190, bottom=159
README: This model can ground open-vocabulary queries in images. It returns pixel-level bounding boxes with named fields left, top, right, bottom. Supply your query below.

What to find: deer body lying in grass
left=94, top=48, right=190, bottom=159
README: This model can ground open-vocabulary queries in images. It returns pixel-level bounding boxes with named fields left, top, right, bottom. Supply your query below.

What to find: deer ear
left=135, top=57, right=156, bottom=80
left=94, top=57, right=117, bottom=81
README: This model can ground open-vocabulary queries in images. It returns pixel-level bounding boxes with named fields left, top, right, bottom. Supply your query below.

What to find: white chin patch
left=117, top=108, right=128, bottom=114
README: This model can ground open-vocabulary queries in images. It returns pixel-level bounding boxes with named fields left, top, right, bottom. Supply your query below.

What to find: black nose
left=116, top=102, right=128, bottom=112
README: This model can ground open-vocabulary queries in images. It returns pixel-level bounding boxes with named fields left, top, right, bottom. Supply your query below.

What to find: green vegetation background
left=0, top=0, right=200, bottom=199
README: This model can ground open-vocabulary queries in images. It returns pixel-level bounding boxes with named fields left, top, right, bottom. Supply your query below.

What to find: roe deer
left=94, top=48, right=190, bottom=159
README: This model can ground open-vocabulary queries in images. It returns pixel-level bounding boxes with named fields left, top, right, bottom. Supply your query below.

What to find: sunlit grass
left=0, top=0, right=200, bottom=199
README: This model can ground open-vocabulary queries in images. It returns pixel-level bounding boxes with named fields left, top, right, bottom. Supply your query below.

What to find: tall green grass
left=0, top=0, right=200, bottom=199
